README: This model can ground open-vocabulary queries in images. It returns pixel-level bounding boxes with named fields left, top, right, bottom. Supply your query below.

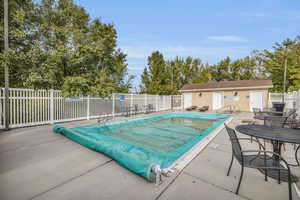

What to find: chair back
left=134, top=104, right=139, bottom=112
left=224, top=124, right=242, bottom=162
left=285, top=109, right=297, bottom=119
left=264, top=116, right=288, bottom=128
left=252, top=108, right=261, bottom=116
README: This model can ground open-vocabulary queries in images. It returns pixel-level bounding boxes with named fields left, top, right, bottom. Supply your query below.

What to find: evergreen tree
left=211, top=57, right=231, bottom=81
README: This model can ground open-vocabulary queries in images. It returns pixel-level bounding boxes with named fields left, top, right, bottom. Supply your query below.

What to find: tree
left=0, top=0, right=133, bottom=97
left=211, top=57, right=231, bottom=81
left=140, top=51, right=170, bottom=94
left=261, top=38, right=300, bottom=92
left=141, top=53, right=211, bottom=95
left=0, top=0, right=38, bottom=87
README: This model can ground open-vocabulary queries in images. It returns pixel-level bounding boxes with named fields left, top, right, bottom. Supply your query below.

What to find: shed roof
left=180, top=79, right=272, bottom=92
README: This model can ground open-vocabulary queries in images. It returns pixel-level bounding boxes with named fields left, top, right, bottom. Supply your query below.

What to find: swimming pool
left=53, top=112, right=230, bottom=183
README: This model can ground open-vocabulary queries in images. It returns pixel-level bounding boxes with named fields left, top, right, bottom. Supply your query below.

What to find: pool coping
left=54, top=111, right=233, bottom=184
left=169, top=116, right=233, bottom=172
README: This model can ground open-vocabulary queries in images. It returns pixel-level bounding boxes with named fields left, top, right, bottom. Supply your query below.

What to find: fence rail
left=269, top=90, right=300, bottom=115
left=0, top=88, right=183, bottom=129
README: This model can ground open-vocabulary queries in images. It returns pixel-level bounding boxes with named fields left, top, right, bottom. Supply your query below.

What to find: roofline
left=179, top=85, right=273, bottom=92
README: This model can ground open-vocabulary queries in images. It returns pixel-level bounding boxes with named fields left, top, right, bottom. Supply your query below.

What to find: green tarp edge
left=53, top=112, right=230, bottom=181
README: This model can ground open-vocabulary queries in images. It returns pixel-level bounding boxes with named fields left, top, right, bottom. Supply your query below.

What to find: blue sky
left=75, top=0, right=300, bottom=90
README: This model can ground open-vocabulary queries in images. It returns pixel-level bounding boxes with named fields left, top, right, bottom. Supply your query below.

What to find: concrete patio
left=0, top=112, right=299, bottom=200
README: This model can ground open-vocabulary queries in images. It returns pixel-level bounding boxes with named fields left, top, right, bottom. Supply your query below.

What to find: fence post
left=162, top=96, right=165, bottom=111
left=156, top=95, right=158, bottom=112
left=144, top=94, right=147, bottom=112
left=50, top=89, right=54, bottom=124
left=4, top=88, right=9, bottom=130
left=87, top=95, right=90, bottom=120
left=295, top=90, right=300, bottom=115
left=130, top=93, right=133, bottom=107
left=112, top=93, right=115, bottom=118
left=181, top=94, right=184, bottom=110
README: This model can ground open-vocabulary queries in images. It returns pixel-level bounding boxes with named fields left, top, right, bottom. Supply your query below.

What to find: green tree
left=211, top=57, right=231, bottom=81
left=261, top=37, right=300, bottom=92
left=0, top=0, right=38, bottom=87
left=0, top=0, right=133, bottom=97
left=141, top=53, right=211, bottom=95
left=140, top=51, right=170, bottom=94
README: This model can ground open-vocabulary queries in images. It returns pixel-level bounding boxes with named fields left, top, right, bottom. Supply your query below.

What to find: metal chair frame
left=225, top=124, right=292, bottom=200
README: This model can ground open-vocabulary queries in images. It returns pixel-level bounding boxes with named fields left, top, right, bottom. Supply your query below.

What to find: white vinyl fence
left=269, top=90, right=300, bottom=115
left=0, top=88, right=183, bottom=129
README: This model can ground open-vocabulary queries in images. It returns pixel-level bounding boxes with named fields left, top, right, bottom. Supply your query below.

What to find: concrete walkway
left=0, top=112, right=299, bottom=200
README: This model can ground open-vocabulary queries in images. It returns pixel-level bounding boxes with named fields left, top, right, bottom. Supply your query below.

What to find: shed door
left=250, top=91, right=263, bottom=111
left=213, top=92, right=223, bottom=110
left=183, top=93, right=192, bottom=108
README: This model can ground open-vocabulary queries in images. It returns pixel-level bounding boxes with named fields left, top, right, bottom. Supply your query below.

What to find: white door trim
left=249, top=91, right=264, bottom=111
left=183, top=93, right=193, bottom=108
left=212, top=92, right=224, bottom=110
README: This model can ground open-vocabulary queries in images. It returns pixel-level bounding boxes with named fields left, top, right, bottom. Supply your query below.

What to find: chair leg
left=288, top=170, right=292, bottom=200
left=278, top=169, right=281, bottom=184
left=227, top=153, right=234, bottom=176
left=295, top=145, right=300, bottom=166
left=236, top=165, right=244, bottom=194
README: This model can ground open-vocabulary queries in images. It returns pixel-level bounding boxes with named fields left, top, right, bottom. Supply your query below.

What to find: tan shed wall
left=188, top=89, right=269, bottom=112
left=223, top=90, right=249, bottom=111
left=192, top=92, right=212, bottom=109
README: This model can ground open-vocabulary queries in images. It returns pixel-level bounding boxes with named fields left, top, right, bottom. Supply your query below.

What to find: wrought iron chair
left=264, top=116, right=288, bottom=128
left=284, top=109, right=298, bottom=128
left=97, top=113, right=113, bottom=123
left=253, top=108, right=267, bottom=120
left=264, top=115, right=300, bottom=167
left=130, top=104, right=139, bottom=115
left=264, top=115, right=288, bottom=148
left=225, top=124, right=292, bottom=200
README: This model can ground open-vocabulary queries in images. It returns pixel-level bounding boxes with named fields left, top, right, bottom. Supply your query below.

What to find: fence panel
left=269, top=90, right=300, bottom=115
left=0, top=88, right=182, bottom=129
left=172, top=95, right=182, bottom=109
left=132, top=94, right=146, bottom=113
left=0, top=88, right=4, bottom=129
left=8, top=89, right=51, bottom=128
left=89, top=97, right=112, bottom=118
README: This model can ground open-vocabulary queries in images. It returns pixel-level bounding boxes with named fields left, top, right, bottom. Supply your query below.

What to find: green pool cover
left=53, top=112, right=229, bottom=182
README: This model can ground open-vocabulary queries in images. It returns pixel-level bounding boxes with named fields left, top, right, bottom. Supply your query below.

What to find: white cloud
left=240, top=11, right=300, bottom=21
left=207, top=35, right=247, bottom=42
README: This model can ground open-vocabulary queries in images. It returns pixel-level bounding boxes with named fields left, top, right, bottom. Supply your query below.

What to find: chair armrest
left=233, top=137, right=265, bottom=150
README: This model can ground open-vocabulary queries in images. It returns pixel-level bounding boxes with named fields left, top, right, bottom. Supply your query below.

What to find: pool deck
left=0, top=111, right=299, bottom=200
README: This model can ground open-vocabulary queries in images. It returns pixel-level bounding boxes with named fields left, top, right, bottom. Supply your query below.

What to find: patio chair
left=225, top=124, right=292, bottom=200
left=283, top=109, right=298, bottom=127
left=253, top=108, right=268, bottom=120
left=144, top=104, right=154, bottom=114
left=198, top=106, right=209, bottom=112
left=264, top=116, right=288, bottom=128
left=97, top=113, right=113, bottom=123
left=130, top=104, right=139, bottom=115
left=263, top=116, right=288, bottom=150
left=186, top=106, right=197, bottom=111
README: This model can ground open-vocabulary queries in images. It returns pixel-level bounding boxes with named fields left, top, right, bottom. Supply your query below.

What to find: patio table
left=254, top=111, right=284, bottom=120
left=236, top=125, right=300, bottom=182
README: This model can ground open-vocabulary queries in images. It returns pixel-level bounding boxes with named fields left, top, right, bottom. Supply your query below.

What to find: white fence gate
left=0, top=88, right=183, bottom=129
left=269, top=90, right=300, bottom=115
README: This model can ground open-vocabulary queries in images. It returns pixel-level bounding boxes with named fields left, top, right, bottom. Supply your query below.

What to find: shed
left=180, top=80, right=273, bottom=112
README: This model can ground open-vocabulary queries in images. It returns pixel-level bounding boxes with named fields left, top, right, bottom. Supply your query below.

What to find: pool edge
left=169, top=116, right=233, bottom=171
